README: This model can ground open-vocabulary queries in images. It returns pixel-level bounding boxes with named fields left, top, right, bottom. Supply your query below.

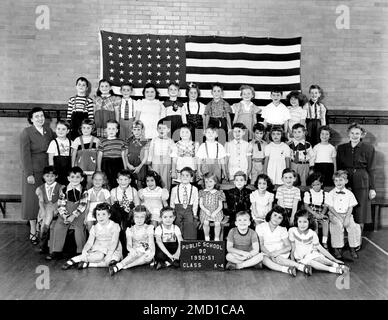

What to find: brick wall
left=0, top=0, right=387, bottom=109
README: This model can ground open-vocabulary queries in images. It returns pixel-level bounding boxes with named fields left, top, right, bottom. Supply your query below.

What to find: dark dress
left=337, top=141, right=376, bottom=224
left=20, top=125, right=55, bottom=220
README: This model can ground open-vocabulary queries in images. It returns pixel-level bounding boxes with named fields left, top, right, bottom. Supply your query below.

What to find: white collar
left=65, top=184, right=82, bottom=192
left=46, top=182, right=57, bottom=190
left=293, top=139, right=306, bottom=145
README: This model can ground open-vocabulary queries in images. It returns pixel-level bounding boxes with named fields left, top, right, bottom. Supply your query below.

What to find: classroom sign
left=180, top=240, right=225, bottom=271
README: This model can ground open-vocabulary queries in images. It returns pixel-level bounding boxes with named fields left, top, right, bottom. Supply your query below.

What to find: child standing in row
left=196, top=126, right=227, bottom=183
left=163, top=83, right=186, bottom=141
left=170, top=167, right=199, bottom=240
left=85, top=171, right=111, bottom=231
left=231, top=85, right=258, bottom=140
left=286, top=91, right=307, bottom=138
left=97, top=120, right=126, bottom=189
left=36, top=166, right=62, bottom=252
left=312, top=125, right=336, bottom=186
left=326, top=170, right=361, bottom=260
left=138, top=171, right=169, bottom=228
left=226, top=211, right=263, bottom=270
left=264, top=126, right=290, bottom=186
left=183, top=83, right=206, bottom=141
left=154, top=207, right=183, bottom=269
left=67, top=77, right=94, bottom=141
left=47, top=120, right=72, bottom=186
left=71, top=119, right=100, bottom=188
left=62, top=203, right=122, bottom=270
left=275, top=169, right=301, bottom=225
left=250, top=174, right=274, bottom=226
left=304, top=84, right=327, bottom=146
left=147, top=120, right=175, bottom=190
left=249, top=123, right=267, bottom=185
left=304, top=173, right=329, bottom=248
left=225, top=123, right=252, bottom=181
left=289, top=123, right=314, bottom=186
left=118, top=83, right=136, bottom=141
left=261, top=89, right=290, bottom=133
left=109, top=205, right=155, bottom=276
left=199, top=173, right=225, bottom=241
left=289, top=210, right=349, bottom=275
left=204, top=83, right=232, bottom=141
left=124, top=120, right=149, bottom=189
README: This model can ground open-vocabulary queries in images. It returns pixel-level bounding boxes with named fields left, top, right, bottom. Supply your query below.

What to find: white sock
left=332, top=262, right=339, bottom=268
left=214, top=237, right=220, bottom=241
left=329, top=266, right=338, bottom=273
left=205, top=236, right=210, bottom=241
left=281, top=266, right=289, bottom=273
left=297, top=263, right=305, bottom=272
left=322, top=236, right=328, bottom=243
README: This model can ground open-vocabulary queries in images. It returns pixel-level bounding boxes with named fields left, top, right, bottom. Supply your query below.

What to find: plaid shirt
left=204, top=99, right=232, bottom=118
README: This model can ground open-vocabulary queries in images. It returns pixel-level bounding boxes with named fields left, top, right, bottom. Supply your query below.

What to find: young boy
left=224, top=171, right=252, bottom=228
left=96, top=120, right=126, bottom=189
left=170, top=167, right=199, bottom=240
left=275, top=168, right=301, bottom=225
left=289, top=123, right=314, bottom=186
left=119, top=83, right=136, bottom=141
left=226, top=211, right=263, bottom=270
left=204, top=83, right=232, bottom=142
left=225, top=123, right=252, bottom=181
left=147, top=119, right=175, bottom=191
left=36, top=166, right=63, bottom=253
left=249, top=123, right=267, bottom=185
left=261, top=88, right=290, bottom=133
left=196, top=125, right=227, bottom=183
left=325, top=170, right=361, bottom=260
left=46, top=166, right=88, bottom=260
left=124, top=120, right=149, bottom=189
left=67, top=77, right=94, bottom=140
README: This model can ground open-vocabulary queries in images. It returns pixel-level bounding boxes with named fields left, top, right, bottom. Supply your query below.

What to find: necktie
left=122, top=190, right=131, bottom=212
left=314, top=102, right=317, bottom=119
left=336, top=191, right=345, bottom=195
left=124, top=100, right=130, bottom=120
left=183, top=185, right=188, bottom=209
left=255, top=141, right=261, bottom=152
left=294, top=143, right=300, bottom=163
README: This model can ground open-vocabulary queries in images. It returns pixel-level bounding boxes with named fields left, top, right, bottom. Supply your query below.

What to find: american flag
left=100, top=31, right=301, bottom=105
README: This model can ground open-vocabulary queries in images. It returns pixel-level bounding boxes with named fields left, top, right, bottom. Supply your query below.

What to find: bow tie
left=336, top=191, right=345, bottom=194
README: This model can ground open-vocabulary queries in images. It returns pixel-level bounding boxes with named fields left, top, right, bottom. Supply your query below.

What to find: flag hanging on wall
left=100, top=30, right=301, bottom=106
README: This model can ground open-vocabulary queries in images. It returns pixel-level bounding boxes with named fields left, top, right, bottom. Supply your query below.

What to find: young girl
left=124, top=120, right=149, bottom=189
left=231, top=85, right=258, bottom=140
left=286, top=90, right=307, bottom=139
left=250, top=123, right=267, bottom=185
left=256, top=206, right=312, bottom=277
left=264, top=126, right=291, bottom=186
left=135, top=83, right=165, bottom=140
left=289, top=210, right=349, bottom=275
left=47, top=120, right=72, bottom=186
left=250, top=174, right=274, bottom=226
left=154, top=206, right=183, bottom=269
left=312, top=125, right=336, bottom=186
left=183, top=83, right=206, bottom=141
left=163, top=83, right=187, bottom=141
left=94, top=79, right=121, bottom=138
left=36, top=166, right=62, bottom=252
left=109, top=205, right=155, bottom=275
left=303, top=84, right=327, bottom=146
left=199, top=173, right=226, bottom=241
left=61, top=203, right=122, bottom=270
left=138, top=171, right=169, bottom=228
left=171, top=125, right=199, bottom=183
left=85, top=171, right=111, bottom=232
left=204, top=83, right=232, bottom=141
left=196, top=126, right=227, bottom=183
left=67, top=77, right=94, bottom=140
left=304, top=173, right=329, bottom=248
left=71, top=119, right=100, bottom=188
left=96, top=120, right=126, bottom=189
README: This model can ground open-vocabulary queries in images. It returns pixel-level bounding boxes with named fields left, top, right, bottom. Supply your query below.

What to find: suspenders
left=308, top=190, right=325, bottom=206
left=54, top=138, right=72, bottom=156
left=205, top=142, right=219, bottom=159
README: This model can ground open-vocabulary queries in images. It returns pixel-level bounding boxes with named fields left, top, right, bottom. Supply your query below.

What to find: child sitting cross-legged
left=61, top=203, right=122, bottom=270
left=225, top=211, right=263, bottom=270
left=154, top=206, right=183, bottom=270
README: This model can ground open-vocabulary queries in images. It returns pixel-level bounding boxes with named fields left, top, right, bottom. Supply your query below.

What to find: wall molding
left=1, top=102, right=388, bottom=124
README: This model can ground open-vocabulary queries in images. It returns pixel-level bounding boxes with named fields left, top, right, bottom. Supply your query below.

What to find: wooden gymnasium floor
left=0, top=224, right=387, bottom=300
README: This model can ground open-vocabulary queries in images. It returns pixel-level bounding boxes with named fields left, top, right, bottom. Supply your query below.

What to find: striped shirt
left=276, top=185, right=301, bottom=209
left=67, top=95, right=94, bottom=121
left=98, top=138, right=126, bottom=158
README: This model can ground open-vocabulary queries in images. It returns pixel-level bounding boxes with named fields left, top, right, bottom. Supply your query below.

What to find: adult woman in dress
left=336, top=123, right=376, bottom=248
left=20, top=107, right=55, bottom=244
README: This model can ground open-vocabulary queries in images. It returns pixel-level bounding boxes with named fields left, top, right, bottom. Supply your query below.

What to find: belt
left=292, top=161, right=309, bottom=164
left=252, top=158, right=265, bottom=163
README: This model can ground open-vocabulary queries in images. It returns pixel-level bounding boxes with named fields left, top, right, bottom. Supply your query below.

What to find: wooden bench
left=0, top=194, right=22, bottom=218
left=372, top=197, right=388, bottom=232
